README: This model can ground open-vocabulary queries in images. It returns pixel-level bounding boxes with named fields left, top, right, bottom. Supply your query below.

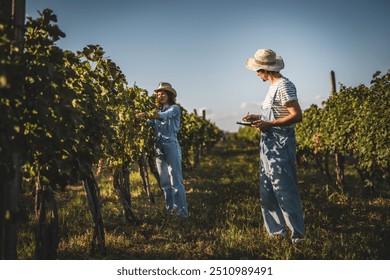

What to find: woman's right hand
left=136, top=112, right=146, bottom=119
left=243, top=114, right=260, bottom=122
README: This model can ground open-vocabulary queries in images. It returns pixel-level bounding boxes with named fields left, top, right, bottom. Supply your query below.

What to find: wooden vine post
left=138, top=151, right=155, bottom=205
left=0, top=0, right=25, bottom=260
left=113, top=167, right=139, bottom=225
left=330, top=70, right=345, bottom=191
left=201, top=109, right=207, bottom=155
left=34, top=176, right=59, bottom=259
left=83, top=170, right=106, bottom=255
left=192, top=109, right=206, bottom=168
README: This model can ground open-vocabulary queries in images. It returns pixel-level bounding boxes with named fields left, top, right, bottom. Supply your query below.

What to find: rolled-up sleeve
left=146, top=119, right=155, bottom=127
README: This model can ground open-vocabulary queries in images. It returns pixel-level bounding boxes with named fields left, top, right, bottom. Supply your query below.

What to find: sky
left=26, top=0, right=390, bottom=132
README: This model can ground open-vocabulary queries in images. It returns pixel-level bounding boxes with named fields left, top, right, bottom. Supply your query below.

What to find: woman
left=136, top=82, right=188, bottom=218
left=243, top=49, right=304, bottom=243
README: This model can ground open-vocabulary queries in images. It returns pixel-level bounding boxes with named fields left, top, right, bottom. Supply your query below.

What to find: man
left=243, top=49, right=304, bottom=243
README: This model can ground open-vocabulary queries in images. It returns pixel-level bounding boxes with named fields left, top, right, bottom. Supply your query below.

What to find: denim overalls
left=259, top=87, right=304, bottom=241
left=148, top=104, right=188, bottom=217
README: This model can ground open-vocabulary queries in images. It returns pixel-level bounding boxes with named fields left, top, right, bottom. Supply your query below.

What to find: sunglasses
left=257, top=69, right=265, bottom=73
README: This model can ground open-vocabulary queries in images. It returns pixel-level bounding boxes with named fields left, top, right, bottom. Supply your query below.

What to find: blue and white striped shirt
left=262, top=76, right=298, bottom=120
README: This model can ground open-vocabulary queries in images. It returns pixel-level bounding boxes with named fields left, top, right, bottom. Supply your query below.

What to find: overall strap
left=270, top=80, right=281, bottom=105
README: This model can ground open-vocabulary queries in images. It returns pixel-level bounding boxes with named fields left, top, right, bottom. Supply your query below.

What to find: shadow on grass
left=17, top=139, right=390, bottom=260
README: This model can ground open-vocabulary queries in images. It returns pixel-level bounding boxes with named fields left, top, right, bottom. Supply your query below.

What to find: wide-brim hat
left=245, top=49, right=284, bottom=72
left=154, top=82, right=177, bottom=97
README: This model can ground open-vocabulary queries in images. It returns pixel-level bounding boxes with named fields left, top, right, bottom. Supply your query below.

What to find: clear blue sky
left=26, top=0, right=390, bottom=132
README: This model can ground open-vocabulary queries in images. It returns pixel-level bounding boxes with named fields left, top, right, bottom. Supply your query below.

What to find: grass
left=17, top=138, right=390, bottom=259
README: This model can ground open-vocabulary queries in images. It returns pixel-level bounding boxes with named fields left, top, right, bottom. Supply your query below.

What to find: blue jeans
left=260, top=127, right=304, bottom=240
left=155, top=140, right=188, bottom=217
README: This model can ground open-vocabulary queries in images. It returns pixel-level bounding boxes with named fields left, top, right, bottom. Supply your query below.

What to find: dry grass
left=17, top=139, right=390, bottom=259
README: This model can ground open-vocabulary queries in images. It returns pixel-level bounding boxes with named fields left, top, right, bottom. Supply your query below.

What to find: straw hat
left=154, top=82, right=177, bottom=97
left=245, top=49, right=285, bottom=72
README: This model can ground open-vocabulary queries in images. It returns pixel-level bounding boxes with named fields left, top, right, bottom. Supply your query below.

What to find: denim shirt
left=147, top=104, right=181, bottom=142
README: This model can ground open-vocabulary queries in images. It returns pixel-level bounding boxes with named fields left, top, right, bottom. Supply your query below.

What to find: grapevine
left=1, top=9, right=223, bottom=259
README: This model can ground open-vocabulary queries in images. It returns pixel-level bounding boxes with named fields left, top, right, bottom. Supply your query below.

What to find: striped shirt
left=262, top=76, right=298, bottom=120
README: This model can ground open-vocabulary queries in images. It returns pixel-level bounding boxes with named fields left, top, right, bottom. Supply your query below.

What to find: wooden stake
left=330, top=70, right=336, bottom=94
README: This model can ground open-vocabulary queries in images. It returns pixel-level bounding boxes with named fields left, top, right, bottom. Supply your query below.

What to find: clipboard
left=236, top=121, right=253, bottom=126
